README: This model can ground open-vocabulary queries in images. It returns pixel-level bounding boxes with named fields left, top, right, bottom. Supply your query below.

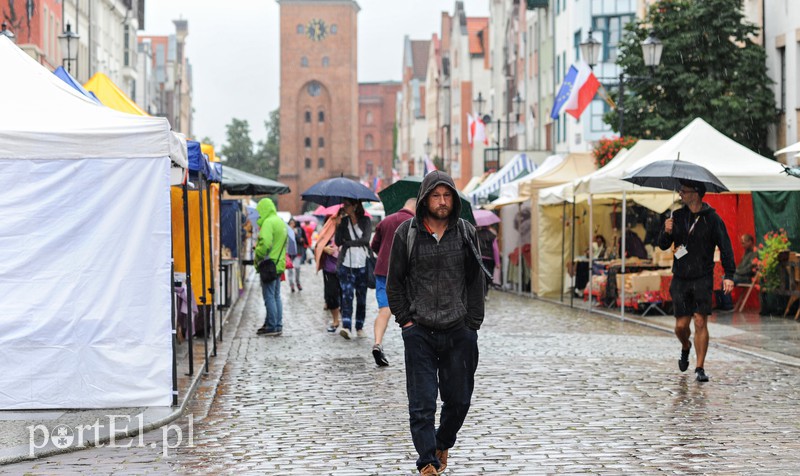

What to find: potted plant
left=754, top=229, right=792, bottom=315
left=592, top=136, right=639, bottom=169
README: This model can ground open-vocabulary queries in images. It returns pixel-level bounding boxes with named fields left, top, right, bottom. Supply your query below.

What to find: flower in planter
left=592, top=136, right=639, bottom=169
left=754, top=230, right=792, bottom=291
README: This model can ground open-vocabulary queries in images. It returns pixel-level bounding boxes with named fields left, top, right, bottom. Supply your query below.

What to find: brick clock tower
left=277, top=0, right=360, bottom=214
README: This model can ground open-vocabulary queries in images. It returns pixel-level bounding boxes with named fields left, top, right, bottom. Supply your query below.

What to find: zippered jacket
left=386, top=171, right=485, bottom=330
left=658, top=203, right=735, bottom=281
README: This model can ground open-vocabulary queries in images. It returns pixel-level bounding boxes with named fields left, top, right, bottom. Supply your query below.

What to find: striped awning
left=468, top=154, right=536, bottom=204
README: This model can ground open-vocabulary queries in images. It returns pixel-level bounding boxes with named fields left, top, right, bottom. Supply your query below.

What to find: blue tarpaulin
left=220, top=200, right=242, bottom=258
left=187, top=140, right=220, bottom=182
left=53, top=66, right=101, bottom=104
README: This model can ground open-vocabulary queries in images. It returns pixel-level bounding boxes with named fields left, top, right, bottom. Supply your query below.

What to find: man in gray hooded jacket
left=387, top=171, right=485, bottom=475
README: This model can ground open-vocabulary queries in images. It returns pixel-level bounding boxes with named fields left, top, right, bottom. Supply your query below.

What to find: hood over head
left=416, top=171, right=461, bottom=226
left=256, top=198, right=277, bottom=227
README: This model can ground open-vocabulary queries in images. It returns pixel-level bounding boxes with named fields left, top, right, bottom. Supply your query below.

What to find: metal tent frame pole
left=620, top=191, right=627, bottom=321
left=205, top=181, right=218, bottom=357
left=588, top=194, right=594, bottom=312
left=181, top=179, right=194, bottom=376
left=197, top=174, right=209, bottom=374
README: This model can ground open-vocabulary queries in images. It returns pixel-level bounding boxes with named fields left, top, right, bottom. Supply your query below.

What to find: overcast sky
left=144, top=0, right=489, bottom=146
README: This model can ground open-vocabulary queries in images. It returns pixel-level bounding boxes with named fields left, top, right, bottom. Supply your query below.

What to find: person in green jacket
left=254, top=198, right=288, bottom=336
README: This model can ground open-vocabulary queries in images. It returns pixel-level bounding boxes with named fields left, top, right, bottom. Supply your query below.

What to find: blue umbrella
left=300, top=177, right=380, bottom=207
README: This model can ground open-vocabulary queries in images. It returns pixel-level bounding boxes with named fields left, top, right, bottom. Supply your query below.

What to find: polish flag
left=468, top=112, right=488, bottom=147
left=564, top=61, right=600, bottom=120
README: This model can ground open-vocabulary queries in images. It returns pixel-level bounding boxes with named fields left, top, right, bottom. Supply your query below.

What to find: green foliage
left=220, top=118, right=254, bottom=170
left=254, top=109, right=280, bottom=180
left=593, top=136, right=639, bottom=168
left=432, top=155, right=444, bottom=172
left=219, top=112, right=280, bottom=180
left=607, top=0, right=776, bottom=155
left=756, top=229, right=792, bottom=291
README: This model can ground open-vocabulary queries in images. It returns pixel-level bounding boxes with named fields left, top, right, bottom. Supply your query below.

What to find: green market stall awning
left=221, top=166, right=290, bottom=196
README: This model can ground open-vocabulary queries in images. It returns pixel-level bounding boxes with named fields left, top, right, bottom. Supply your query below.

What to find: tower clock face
left=307, top=18, right=327, bottom=41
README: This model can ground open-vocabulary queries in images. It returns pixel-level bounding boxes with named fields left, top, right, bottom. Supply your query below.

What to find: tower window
left=365, top=134, right=374, bottom=150
left=318, top=110, right=325, bottom=122
left=297, top=24, right=305, bottom=34
left=318, top=137, right=325, bottom=147
left=318, top=158, right=325, bottom=169
left=366, top=111, right=373, bottom=124
left=304, top=137, right=311, bottom=148
left=322, top=56, right=329, bottom=67
left=330, top=24, right=338, bottom=34
left=304, top=111, right=311, bottom=123
left=305, top=158, right=312, bottom=169
left=301, top=56, right=308, bottom=67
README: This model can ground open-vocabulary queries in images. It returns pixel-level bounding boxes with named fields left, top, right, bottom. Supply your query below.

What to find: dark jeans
left=337, top=265, right=367, bottom=330
left=402, top=322, right=479, bottom=470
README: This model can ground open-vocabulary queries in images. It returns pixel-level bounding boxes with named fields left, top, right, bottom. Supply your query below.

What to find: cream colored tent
left=489, top=153, right=595, bottom=296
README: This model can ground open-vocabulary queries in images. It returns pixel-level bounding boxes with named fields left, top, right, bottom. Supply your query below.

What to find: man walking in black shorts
left=658, top=179, right=735, bottom=382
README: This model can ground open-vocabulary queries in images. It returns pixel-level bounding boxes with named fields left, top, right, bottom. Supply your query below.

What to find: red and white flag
left=467, top=112, right=488, bottom=147
left=564, top=61, right=600, bottom=119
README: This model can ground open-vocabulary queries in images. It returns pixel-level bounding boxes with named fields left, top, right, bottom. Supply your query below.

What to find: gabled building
left=398, top=36, right=430, bottom=176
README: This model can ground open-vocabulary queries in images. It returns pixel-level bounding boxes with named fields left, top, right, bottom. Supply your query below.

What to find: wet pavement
left=4, top=263, right=800, bottom=474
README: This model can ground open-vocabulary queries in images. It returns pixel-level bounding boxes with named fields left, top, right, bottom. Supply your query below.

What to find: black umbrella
left=300, top=177, right=380, bottom=207
left=622, top=158, right=729, bottom=193
left=221, top=165, right=291, bottom=196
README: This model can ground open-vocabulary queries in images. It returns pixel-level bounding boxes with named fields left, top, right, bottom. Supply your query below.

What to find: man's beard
left=430, top=206, right=451, bottom=219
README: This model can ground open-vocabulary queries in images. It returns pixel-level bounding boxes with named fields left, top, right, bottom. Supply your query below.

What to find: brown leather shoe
left=419, top=463, right=439, bottom=475
left=435, top=448, right=448, bottom=472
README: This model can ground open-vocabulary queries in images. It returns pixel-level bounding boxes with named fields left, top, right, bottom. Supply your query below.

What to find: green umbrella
left=378, top=176, right=475, bottom=225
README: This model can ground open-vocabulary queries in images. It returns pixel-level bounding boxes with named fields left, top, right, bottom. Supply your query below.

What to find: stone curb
left=0, top=275, right=254, bottom=466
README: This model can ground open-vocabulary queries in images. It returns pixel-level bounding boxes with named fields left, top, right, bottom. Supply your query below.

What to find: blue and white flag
left=550, top=65, right=578, bottom=119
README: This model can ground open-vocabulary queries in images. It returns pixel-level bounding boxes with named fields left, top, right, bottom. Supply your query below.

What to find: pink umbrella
left=473, top=209, right=500, bottom=227
left=311, top=205, right=328, bottom=216
left=320, top=203, right=371, bottom=217
left=293, top=214, right=318, bottom=223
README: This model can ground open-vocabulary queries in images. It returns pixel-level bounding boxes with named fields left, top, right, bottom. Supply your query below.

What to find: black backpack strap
left=458, top=218, right=493, bottom=280
left=406, top=217, right=417, bottom=262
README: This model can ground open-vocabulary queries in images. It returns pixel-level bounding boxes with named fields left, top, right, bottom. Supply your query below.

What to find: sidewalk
left=0, top=281, right=253, bottom=466
left=543, top=293, right=800, bottom=368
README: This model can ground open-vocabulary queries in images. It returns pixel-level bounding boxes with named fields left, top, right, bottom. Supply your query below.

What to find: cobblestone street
left=5, top=264, right=800, bottom=475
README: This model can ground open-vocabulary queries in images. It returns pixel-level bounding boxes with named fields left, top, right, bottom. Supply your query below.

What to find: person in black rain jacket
left=658, top=179, right=735, bottom=383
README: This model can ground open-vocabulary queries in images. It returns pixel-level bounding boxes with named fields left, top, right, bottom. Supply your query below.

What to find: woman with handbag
left=334, top=198, right=372, bottom=339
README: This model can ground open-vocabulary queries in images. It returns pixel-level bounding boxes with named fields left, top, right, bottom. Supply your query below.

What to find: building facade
left=358, top=82, right=401, bottom=191
left=138, top=19, right=193, bottom=136
left=398, top=36, right=430, bottom=177
left=277, top=0, right=360, bottom=214
left=763, top=0, right=800, bottom=163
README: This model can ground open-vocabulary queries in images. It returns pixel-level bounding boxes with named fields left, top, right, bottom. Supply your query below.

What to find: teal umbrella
left=379, top=176, right=475, bottom=225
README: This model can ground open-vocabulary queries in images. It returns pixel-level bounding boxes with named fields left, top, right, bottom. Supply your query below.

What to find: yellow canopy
left=84, top=72, right=149, bottom=116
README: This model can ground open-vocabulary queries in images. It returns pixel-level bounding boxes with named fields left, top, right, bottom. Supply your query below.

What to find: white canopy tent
left=620, top=118, right=800, bottom=192
left=0, top=37, right=175, bottom=408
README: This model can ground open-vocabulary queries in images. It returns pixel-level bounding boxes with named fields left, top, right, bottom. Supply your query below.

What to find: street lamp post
left=1, top=22, right=16, bottom=43
left=58, top=23, right=80, bottom=74
left=473, top=91, right=524, bottom=172
left=580, top=29, right=662, bottom=136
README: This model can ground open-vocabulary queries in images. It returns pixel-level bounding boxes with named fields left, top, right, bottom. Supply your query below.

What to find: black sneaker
left=679, top=343, right=691, bottom=372
left=695, top=367, right=709, bottom=382
left=372, top=344, right=389, bottom=367
left=256, top=326, right=268, bottom=335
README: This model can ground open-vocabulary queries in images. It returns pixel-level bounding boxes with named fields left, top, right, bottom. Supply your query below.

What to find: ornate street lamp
left=423, top=138, right=432, bottom=156
left=641, top=31, right=664, bottom=69
left=579, top=30, right=602, bottom=68
left=58, top=23, right=80, bottom=74
left=473, top=92, right=486, bottom=117
left=0, top=22, right=15, bottom=43
left=580, top=29, right=663, bottom=136
left=513, top=93, right=524, bottom=119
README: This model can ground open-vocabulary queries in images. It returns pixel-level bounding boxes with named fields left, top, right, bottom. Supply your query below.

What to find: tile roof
left=466, top=17, right=489, bottom=56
